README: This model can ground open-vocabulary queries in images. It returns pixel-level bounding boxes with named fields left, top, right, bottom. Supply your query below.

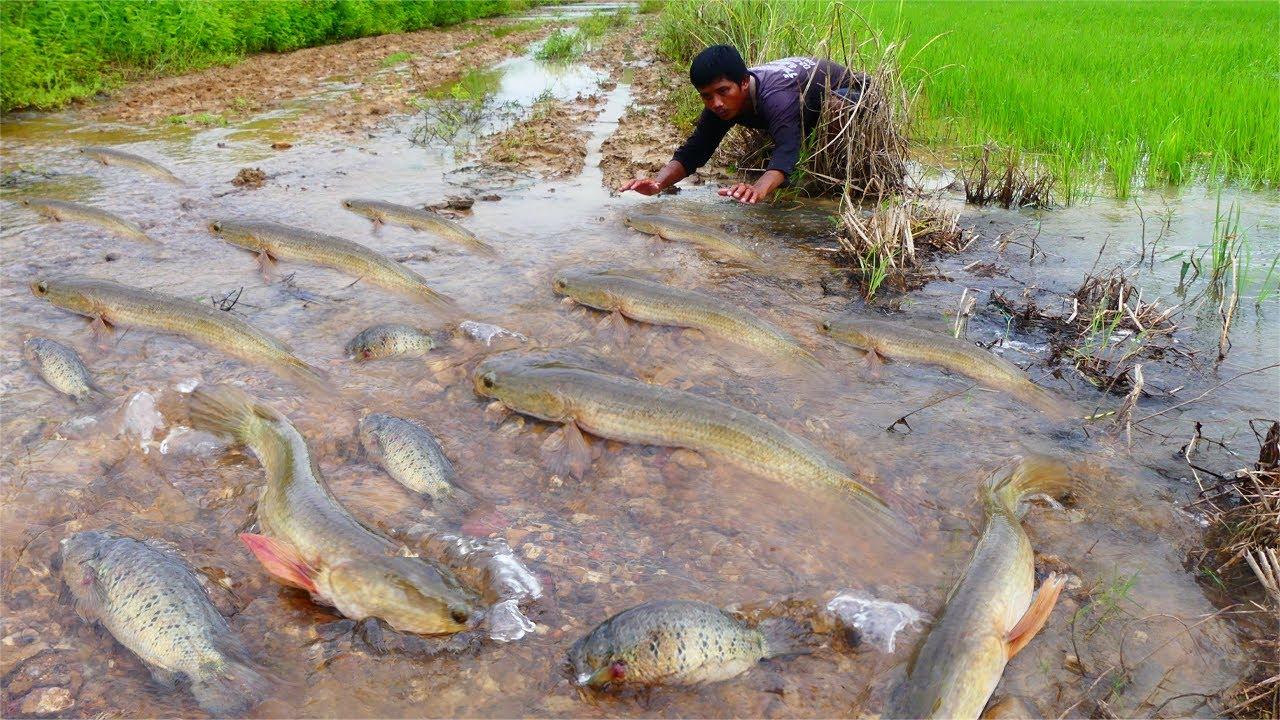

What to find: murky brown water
left=2, top=16, right=1277, bottom=718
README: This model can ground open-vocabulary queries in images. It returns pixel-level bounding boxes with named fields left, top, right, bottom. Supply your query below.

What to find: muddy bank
left=95, top=18, right=555, bottom=137
left=596, top=26, right=736, bottom=191
left=482, top=97, right=600, bottom=178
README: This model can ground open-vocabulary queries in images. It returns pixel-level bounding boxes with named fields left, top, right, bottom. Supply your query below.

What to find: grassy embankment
left=0, top=0, right=531, bottom=112
left=655, top=0, right=1279, bottom=201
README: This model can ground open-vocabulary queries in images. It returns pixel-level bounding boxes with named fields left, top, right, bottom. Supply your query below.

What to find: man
left=619, top=44, right=863, bottom=203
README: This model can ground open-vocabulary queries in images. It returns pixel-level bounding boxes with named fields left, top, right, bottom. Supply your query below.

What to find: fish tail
left=984, top=455, right=1072, bottom=520
left=190, top=654, right=270, bottom=717
left=279, top=354, right=332, bottom=394
left=759, top=617, right=816, bottom=658
left=415, top=283, right=458, bottom=312
left=845, top=482, right=919, bottom=545
left=187, top=384, right=278, bottom=443
left=1024, top=384, right=1077, bottom=421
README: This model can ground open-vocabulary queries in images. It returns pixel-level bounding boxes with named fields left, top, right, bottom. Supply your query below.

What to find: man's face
left=697, top=76, right=751, bottom=121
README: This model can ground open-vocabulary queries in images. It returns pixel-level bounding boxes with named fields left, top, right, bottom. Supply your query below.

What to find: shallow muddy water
left=2, top=18, right=1277, bottom=720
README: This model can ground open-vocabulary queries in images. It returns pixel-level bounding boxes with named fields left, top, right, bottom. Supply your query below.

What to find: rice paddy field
left=655, top=0, right=1279, bottom=201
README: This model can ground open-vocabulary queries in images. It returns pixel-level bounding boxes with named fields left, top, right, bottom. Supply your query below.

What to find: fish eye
left=820, top=320, right=831, bottom=332
left=450, top=608, right=469, bottom=625
left=342, top=200, right=352, bottom=208
left=480, top=372, right=496, bottom=390
left=209, top=221, right=221, bottom=232
left=553, top=279, right=565, bottom=291
left=33, top=281, right=48, bottom=295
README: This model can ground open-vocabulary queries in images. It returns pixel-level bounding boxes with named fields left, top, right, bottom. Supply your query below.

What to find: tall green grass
left=1, top=0, right=527, bottom=111
left=655, top=0, right=1279, bottom=198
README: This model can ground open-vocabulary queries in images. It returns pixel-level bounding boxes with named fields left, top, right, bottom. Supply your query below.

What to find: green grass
left=533, top=10, right=632, bottom=62
left=492, top=19, right=545, bottom=38
left=654, top=0, right=1279, bottom=198
left=380, top=50, right=414, bottom=67
left=534, top=28, right=581, bottom=61
left=1, top=0, right=528, bottom=111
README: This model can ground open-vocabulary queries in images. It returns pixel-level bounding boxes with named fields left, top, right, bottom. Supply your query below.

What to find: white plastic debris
left=826, top=590, right=928, bottom=653
left=118, top=391, right=165, bottom=452
left=458, top=320, right=528, bottom=346
left=174, top=377, right=201, bottom=393
left=403, top=527, right=542, bottom=642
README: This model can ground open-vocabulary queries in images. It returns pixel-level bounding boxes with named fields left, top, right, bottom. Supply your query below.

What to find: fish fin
left=597, top=309, right=629, bottom=346
left=861, top=349, right=885, bottom=379
left=759, top=617, right=817, bottom=658
left=186, top=384, right=270, bottom=441
left=238, top=533, right=318, bottom=593
left=256, top=250, right=278, bottom=283
left=189, top=655, right=270, bottom=717
left=1006, top=572, right=1066, bottom=658
left=146, top=664, right=182, bottom=689
left=89, top=315, right=114, bottom=350
left=371, top=218, right=384, bottom=234
left=540, top=421, right=592, bottom=480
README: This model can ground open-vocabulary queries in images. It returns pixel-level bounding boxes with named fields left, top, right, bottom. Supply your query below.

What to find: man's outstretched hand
left=718, top=170, right=785, bottom=204
left=717, top=183, right=766, bottom=204
left=618, top=178, right=663, bottom=196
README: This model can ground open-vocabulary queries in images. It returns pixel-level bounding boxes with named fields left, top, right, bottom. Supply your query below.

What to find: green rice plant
left=654, top=0, right=1279, bottom=198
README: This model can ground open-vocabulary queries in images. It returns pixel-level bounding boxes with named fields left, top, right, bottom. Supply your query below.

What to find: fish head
left=341, top=199, right=377, bottom=220
left=344, top=328, right=389, bottom=361
left=356, top=413, right=392, bottom=458
left=472, top=354, right=572, bottom=421
left=206, top=220, right=260, bottom=250
left=622, top=214, right=656, bottom=234
left=58, top=530, right=115, bottom=593
left=818, top=316, right=876, bottom=351
left=328, top=557, right=479, bottom=636
left=30, top=278, right=95, bottom=314
left=551, top=269, right=614, bottom=307
left=567, top=632, right=629, bottom=688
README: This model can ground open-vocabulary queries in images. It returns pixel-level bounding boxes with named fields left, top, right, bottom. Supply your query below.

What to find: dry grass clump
left=836, top=191, right=966, bottom=298
left=991, top=265, right=1180, bottom=394
left=1193, top=420, right=1279, bottom=718
left=731, top=49, right=910, bottom=198
left=960, top=143, right=1055, bottom=208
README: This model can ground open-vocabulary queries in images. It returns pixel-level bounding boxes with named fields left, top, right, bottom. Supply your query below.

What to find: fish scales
left=60, top=530, right=267, bottom=715
left=473, top=353, right=903, bottom=533
left=553, top=269, right=817, bottom=366
left=187, top=386, right=477, bottom=635
left=29, top=277, right=323, bottom=388
left=894, top=457, right=1072, bottom=718
left=209, top=220, right=452, bottom=308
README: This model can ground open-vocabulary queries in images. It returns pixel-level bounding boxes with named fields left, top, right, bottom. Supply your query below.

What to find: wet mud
left=2, top=3, right=1277, bottom=719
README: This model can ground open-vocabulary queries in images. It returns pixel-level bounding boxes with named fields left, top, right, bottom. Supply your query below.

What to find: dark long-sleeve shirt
left=672, top=57, right=862, bottom=179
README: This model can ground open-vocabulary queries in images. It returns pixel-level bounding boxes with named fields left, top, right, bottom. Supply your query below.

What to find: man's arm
left=719, top=91, right=802, bottom=204
left=619, top=109, right=731, bottom=195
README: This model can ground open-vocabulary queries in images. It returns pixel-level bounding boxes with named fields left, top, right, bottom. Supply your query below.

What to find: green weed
left=1, top=0, right=525, bottom=111
left=380, top=51, right=413, bottom=67
left=535, top=29, right=581, bottom=61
